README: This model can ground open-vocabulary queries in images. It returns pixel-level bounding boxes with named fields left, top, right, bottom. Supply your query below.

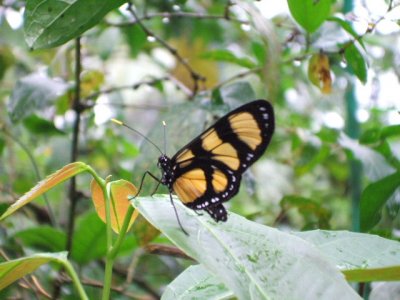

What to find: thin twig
left=66, top=37, right=82, bottom=254
left=84, top=76, right=169, bottom=101
left=126, top=2, right=205, bottom=97
left=212, top=66, right=263, bottom=91
left=107, top=11, right=248, bottom=27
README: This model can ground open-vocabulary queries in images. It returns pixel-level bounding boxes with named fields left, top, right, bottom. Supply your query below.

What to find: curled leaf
left=308, top=53, right=332, bottom=94
left=91, top=179, right=138, bottom=234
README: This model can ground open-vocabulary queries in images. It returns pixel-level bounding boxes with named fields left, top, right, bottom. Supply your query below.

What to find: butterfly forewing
left=169, top=100, right=274, bottom=220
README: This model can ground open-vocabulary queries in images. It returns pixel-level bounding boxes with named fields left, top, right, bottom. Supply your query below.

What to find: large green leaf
left=360, top=172, right=400, bottom=232
left=24, top=0, right=126, bottom=49
left=134, top=196, right=360, bottom=300
left=287, top=0, right=332, bottom=33
left=161, top=265, right=233, bottom=300
left=295, top=230, right=400, bottom=281
left=8, top=72, right=69, bottom=122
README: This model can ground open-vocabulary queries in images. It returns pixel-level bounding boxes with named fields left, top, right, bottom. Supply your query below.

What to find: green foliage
left=1, top=0, right=400, bottom=299
left=24, top=0, right=126, bottom=49
left=287, top=0, right=332, bottom=33
left=135, top=196, right=360, bottom=300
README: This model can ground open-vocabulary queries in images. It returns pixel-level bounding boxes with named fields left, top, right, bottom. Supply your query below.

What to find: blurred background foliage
left=1, top=0, right=400, bottom=298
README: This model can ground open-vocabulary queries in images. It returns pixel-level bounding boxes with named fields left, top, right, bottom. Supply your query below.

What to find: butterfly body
left=157, top=99, right=274, bottom=222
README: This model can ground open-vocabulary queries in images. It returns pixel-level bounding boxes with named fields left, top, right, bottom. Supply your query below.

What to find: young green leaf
left=91, top=179, right=139, bottom=234
left=287, top=0, right=332, bottom=33
left=0, top=252, right=88, bottom=299
left=0, top=252, right=67, bottom=290
left=0, top=162, right=89, bottom=220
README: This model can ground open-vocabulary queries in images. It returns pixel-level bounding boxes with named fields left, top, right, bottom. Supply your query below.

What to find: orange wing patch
left=201, top=130, right=222, bottom=151
left=173, top=168, right=207, bottom=204
left=201, top=131, right=240, bottom=170
left=212, top=170, right=228, bottom=192
left=229, top=112, right=261, bottom=150
left=175, top=149, right=195, bottom=168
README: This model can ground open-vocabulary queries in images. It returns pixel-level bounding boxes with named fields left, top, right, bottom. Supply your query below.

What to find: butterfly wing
left=170, top=99, right=274, bottom=221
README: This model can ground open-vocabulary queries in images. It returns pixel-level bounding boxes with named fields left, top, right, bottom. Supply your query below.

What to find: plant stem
left=66, top=37, right=83, bottom=254
left=109, top=206, right=139, bottom=259
left=63, top=260, right=89, bottom=300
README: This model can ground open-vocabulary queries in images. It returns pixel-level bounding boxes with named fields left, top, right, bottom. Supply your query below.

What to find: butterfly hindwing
left=168, top=100, right=274, bottom=221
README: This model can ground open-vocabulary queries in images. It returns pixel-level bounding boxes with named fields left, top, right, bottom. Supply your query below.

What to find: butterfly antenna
left=162, top=121, right=167, bottom=154
left=111, top=119, right=163, bottom=155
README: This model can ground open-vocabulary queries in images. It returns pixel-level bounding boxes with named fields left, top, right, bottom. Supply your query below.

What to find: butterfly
left=114, top=99, right=274, bottom=233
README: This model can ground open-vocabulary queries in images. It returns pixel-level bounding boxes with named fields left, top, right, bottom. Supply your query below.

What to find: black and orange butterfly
left=114, top=99, right=274, bottom=232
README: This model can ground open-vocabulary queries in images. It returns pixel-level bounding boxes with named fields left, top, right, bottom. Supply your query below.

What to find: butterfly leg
left=168, top=191, right=189, bottom=236
left=194, top=210, right=204, bottom=216
left=133, top=171, right=162, bottom=198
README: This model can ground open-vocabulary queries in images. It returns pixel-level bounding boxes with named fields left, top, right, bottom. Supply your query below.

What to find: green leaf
left=161, top=265, right=233, bottom=300
left=0, top=252, right=67, bottom=290
left=316, top=127, right=339, bottom=143
left=23, top=115, right=65, bottom=136
left=280, top=195, right=331, bottom=229
left=8, top=73, right=69, bottom=122
left=328, top=17, right=365, bottom=49
left=381, top=125, right=400, bottom=139
left=134, top=196, right=361, bottom=300
left=24, top=0, right=126, bottom=49
left=295, top=230, right=400, bottom=281
left=360, top=172, right=400, bottom=232
left=211, top=88, right=224, bottom=105
left=296, top=144, right=330, bottom=175
left=12, top=226, right=66, bottom=252
left=287, top=0, right=332, bottom=33
left=339, top=134, right=395, bottom=181
left=200, top=49, right=257, bottom=69
left=344, top=43, right=367, bottom=83
left=0, top=137, right=5, bottom=156
left=70, top=212, right=108, bottom=264
left=70, top=212, right=138, bottom=263
left=251, top=41, right=267, bottom=65
left=123, top=24, right=147, bottom=58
